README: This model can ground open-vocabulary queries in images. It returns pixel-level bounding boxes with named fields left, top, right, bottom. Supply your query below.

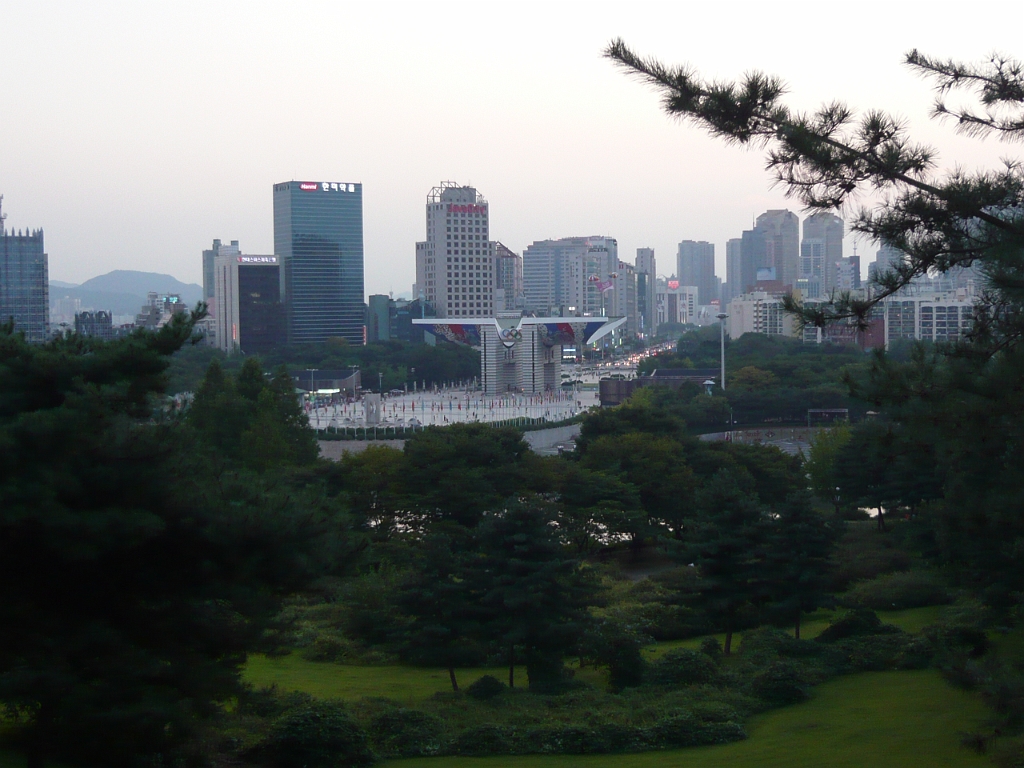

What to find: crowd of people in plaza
left=304, top=384, right=596, bottom=431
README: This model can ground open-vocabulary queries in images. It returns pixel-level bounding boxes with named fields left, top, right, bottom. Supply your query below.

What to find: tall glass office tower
left=273, top=180, right=364, bottom=345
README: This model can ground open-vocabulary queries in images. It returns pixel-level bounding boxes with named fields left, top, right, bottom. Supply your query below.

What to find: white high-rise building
left=801, top=212, right=844, bottom=296
left=415, top=182, right=495, bottom=319
left=656, top=281, right=699, bottom=326
left=726, top=291, right=799, bottom=339
left=522, top=236, right=618, bottom=316
left=883, top=294, right=975, bottom=347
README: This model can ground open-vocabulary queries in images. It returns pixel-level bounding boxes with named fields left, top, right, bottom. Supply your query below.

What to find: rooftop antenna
left=0, top=195, right=6, bottom=236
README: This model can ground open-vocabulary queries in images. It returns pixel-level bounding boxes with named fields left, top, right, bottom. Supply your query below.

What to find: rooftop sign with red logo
left=447, top=204, right=487, bottom=214
left=298, top=182, right=358, bottom=192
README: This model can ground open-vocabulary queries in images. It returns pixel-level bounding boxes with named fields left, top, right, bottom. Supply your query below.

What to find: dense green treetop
left=0, top=315, right=352, bottom=767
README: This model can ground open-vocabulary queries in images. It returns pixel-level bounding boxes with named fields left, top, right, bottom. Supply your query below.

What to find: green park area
left=386, top=671, right=988, bottom=768
left=242, top=607, right=943, bottom=702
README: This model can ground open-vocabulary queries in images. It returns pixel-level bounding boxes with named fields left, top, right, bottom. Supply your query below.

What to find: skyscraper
left=635, top=247, right=657, bottom=337
left=0, top=197, right=49, bottom=343
left=273, top=180, right=364, bottom=345
left=203, top=239, right=238, bottom=304
left=676, top=240, right=717, bottom=305
left=755, top=210, right=800, bottom=288
left=494, top=241, right=522, bottom=311
left=737, top=228, right=767, bottom=297
left=801, top=212, right=844, bottom=296
left=869, top=245, right=904, bottom=285
left=213, top=250, right=285, bottom=355
left=415, top=182, right=494, bottom=319
left=723, top=238, right=743, bottom=304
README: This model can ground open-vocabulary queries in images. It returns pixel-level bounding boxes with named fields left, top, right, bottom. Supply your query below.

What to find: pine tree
left=763, top=491, right=839, bottom=639
left=0, top=315, right=343, bottom=767
left=605, top=43, right=1024, bottom=336
left=684, top=471, right=766, bottom=655
left=475, top=500, right=598, bottom=690
left=392, top=531, right=487, bottom=692
left=805, top=425, right=852, bottom=514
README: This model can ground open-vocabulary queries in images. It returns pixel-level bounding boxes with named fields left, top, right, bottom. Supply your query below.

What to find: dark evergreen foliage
left=0, top=315, right=349, bottom=767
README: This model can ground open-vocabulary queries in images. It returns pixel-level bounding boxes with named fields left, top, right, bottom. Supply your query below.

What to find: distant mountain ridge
left=50, top=270, right=203, bottom=316
left=78, top=270, right=202, bottom=300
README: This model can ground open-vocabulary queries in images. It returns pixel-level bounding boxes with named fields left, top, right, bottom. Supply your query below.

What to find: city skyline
left=2, top=3, right=1020, bottom=293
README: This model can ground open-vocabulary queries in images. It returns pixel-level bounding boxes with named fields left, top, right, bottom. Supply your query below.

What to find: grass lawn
left=384, top=670, right=990, bottom=768
left=644, top=605, right=945, bottom=660
left=244, top=606, right=948, bottom=701
left=243, top=656, right=511, bottom=702
left=0, top=606, right=980, bottom=767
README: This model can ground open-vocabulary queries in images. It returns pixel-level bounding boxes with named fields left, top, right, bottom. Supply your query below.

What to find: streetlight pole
left=716, top=312, right=729, bottom=392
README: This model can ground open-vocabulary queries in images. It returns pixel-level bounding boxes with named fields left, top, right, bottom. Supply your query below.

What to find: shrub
left=257, top=701, right=375, bottom=768
left=690, top=701, right=741, bottom=723
left=739, top=627, right=793, bottom=660
left=466, top=675, right=507, bottom=700
left=525, top=654, right=582, bottom=694
left=523, top=726, right=593, bottom=754
left=699, top=636, right=724, bottom=661
left=237, top=685, right=314, bottom=718
left=828, top=524, right=911, bottom=591
left=747, top=661, right=810, bottom=705
left=831, top=634, right=931, bottom=672
left=650, top=713, right=746, bottom=747
left=581, top=621, right=647, bottom=689
left=584, top=722, right=650, bottom=753
left=924, top=624, right=991, bottom=658
left=368, top=708, right=442, bottom=758
left=301, top=632, right=358, bottom=663
left=449, top=725, right=514, bottom=756
left=815, top=608, right=901, bottom=643
left=845, top=570, right=951, bottom=610
left=502, top=724, right=651, bottom=755
left=647, top=649, right=718, bottom=686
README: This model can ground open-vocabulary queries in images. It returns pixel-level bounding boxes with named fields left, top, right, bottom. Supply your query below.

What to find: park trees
left=805, top=424, right=852, bottom=514
left=475, top=500, right=599, bottom=690
left=681, top=470, right=766, bottom=655
left=0, top=317, right=345, bottom=767
left=399, top=423, right=537, bottom=528
left=188, top=357, right=319, bottom=470
left=392, top=530, right=487, bottom=691
left=762, top=492, right=839, bottom=638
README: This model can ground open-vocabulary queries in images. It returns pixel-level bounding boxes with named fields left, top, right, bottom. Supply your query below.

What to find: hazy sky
left=2, top=1, right=1021, bottom=293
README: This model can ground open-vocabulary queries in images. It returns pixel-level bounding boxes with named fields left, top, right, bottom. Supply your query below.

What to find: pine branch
left=604, top=39, right=1018, bottom=235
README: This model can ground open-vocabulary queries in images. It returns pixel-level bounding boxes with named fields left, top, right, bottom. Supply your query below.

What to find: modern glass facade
left=237, top=264, right=286, bottom=355
left=273, top=181, right=364, bottom=345
left=0, top=225, right=49, bottom=343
